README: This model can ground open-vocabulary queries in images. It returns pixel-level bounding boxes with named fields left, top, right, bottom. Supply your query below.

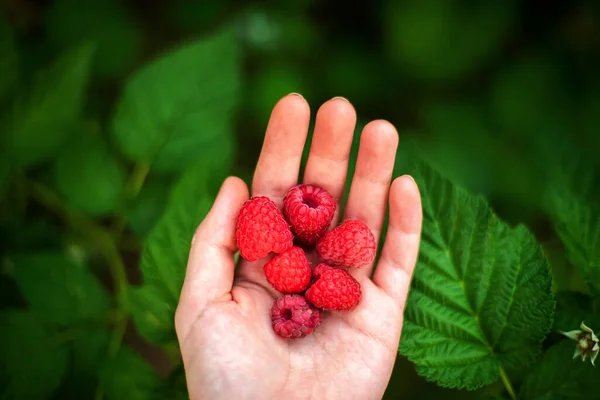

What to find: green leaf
left=548, top=197, right=600, bottom=294
left=47, top=0, right=141, bottom=78
left=112, top=26, right=240, bottom=173
left=0, top=310, right=69, bottom=399
left=130, top=284, right=178, bottom=345
left=70, top=327, right=110, bottom=375
left=126, top=177, right=172, bottom=237
left=0, top=17, right=19, bottom=103
left=520, top=341, right=600, bottom=399
left=12, top=251, right=110, bottom=326
left=541, top=134, right=600, bottom=294
left=99, top=345, right=164, bottom=400
left=399, top=162, right=555, bottom=390
left=9, top=44, right=94, bottom=168
left=56, top=328, right=110, bottom=398
left=131, top=159, right=224, bottom=345
left=54, top=133, right=126, bottom=216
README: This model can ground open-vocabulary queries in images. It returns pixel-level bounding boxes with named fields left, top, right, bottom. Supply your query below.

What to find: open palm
left=175, top=95, right=423, bottom=400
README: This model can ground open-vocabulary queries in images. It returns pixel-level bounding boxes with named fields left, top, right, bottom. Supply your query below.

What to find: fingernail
left=288, top=93, right=304, bottom=99
left=401, top=174, right=416, bottom=183
left=332, top=96, right=349, bottom=103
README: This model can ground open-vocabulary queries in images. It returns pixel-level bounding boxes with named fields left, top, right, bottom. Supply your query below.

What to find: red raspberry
left=283, top=184, right=336, bottom=246
left=312, top=263, right=334, bottom=280
left=305, top=268, right=361, bottom=311
left=236, top=197, right=293, bottom=262
left=264, top=247, right=311, bottom=293
left=316, top=219, right=375, bottom=268
left=271, top=294, right=321, bottom=338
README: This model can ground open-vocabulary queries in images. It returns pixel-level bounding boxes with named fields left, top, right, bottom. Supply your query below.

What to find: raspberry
left=305, top=268, right=361, bottom=311
left=264, top=247, right=311, bottom=293
left=312, top=263, right=334, bottom=280
left=236, top=197, right=293, bottom=262
left=283, top=184, right=336, bottom=246
left=316, top=219, right=376, bottom=268
left=271, top=294, right=321, bottom=338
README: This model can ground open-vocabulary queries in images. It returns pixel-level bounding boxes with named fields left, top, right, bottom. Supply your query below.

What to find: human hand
left=175, top=95, right=423, bottom=400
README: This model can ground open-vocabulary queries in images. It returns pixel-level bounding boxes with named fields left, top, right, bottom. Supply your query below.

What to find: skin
left=175, top=95, right=423, bottom=400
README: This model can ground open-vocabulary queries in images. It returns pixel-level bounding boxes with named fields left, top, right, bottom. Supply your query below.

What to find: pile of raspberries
left=236, top=184, right=376, bottom=339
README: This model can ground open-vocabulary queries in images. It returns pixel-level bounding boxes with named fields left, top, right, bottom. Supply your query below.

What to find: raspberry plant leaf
left=0, top=310, right=69, bottom=399
left=399, top=162, right=555, bottom=390
left=9, top=44, right=94, bottom=168
left=541, top=133, right=600, bottom=294
left=99, top=345, right=164, bottom=400
left=131, top=159, right=224, bottom=345
left=547, top=190, right=600, bottom=294
left=12, top=251, right=111, bottom=326
left=53, top=133, right=126, bottom=216
left=111, top=25, right=239, bottom=173
left=125, top=177, right=172, bottom=237
left=519, top=340, right=600, bottom=399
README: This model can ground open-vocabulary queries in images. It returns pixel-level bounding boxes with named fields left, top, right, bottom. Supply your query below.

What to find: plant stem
left=499, top=366, right=517, bottom=400
left=112, top=162, right=150, bottom=239
left=27, top=180, right=129, bottom=357
left=127, top=162, right=150, bottom=199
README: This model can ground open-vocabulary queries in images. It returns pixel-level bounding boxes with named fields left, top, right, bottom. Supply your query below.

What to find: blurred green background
left=1, top=0, right=599, bottom=398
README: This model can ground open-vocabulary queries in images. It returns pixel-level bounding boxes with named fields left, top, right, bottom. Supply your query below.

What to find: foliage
left=400, top=163, right=555, bottom=390
left=1, top=1, right=600, bottom=399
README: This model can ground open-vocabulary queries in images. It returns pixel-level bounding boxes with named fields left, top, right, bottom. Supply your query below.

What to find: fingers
left=175, top=177, right=249, bottom=338
left=252, top=94, right=311, bottom=205
left=303, top=97, right=356, bottom=222
left=372, top=176, right=422, bottom=303
left=343, top=120, right=399, bottom=278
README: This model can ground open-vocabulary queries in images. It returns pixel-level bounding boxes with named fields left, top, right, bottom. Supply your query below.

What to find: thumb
left=175, top=176, right=249, bottom=340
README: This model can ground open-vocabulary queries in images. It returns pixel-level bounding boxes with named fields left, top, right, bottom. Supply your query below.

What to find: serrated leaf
left=99, top=345, right=164, bottom=400
left=0, top=310, right=69, bottom=399
left=9, top=45, right=94, bottom=168
left=12, top=251, right=110, bottom=326
left=54, top=133, right=126, bottom=216
left=520, top=341, right=600, bottom=399
left=399, top=162, right=555, bottom=390
left=126, top=177, right=172, bottom=237
left=111, top=26, right=240, bottom=173
left=549, top=198, right=600, bottom=294
left=131, top=159, right=223, bottom=344
left=0, top=17, right=19, bottom=103
left=47, top=0, right=141, bottom=78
